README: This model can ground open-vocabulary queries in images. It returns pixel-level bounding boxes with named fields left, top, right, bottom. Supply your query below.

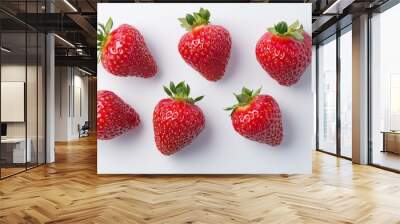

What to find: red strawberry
left=225, top=87, right=283, bottom=146
left=178, top=8, right=231, bottom=81
left=255, top=20, right=311, bottom=86
left=97, top=90, right=140, bottom=140
left=97, top=18, right=157, bottom=78
left=153, top=82, right=205, bottom=155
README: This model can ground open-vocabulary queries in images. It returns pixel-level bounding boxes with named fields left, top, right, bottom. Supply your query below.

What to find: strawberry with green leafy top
left=178, top=8, right=231, bottom=81
left=153, top=81, right=205, bottom=155
left=97, top=18, right=157, bottom=78
left=225, top=87, right=283, bottom=146
left=256, top=20, right=311, bottom=86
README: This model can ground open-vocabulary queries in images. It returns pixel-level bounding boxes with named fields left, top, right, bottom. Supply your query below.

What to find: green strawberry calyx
left=97, top=17, right=113, bottom=63
left=178, top=8, right=210, bottom=31
left=224, top=87, right=261, bottom=115
left=268, top=20, right=304, bottom=41
left=163, top=81, right=204, bottom=104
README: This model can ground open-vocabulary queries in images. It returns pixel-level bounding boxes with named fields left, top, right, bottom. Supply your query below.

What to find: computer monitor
left=1, top=123, right=7, bottom=137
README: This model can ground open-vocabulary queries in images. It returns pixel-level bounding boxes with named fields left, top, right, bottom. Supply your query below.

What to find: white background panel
left=97, top=3, right=313, bottom=174
left=1, top=82, right=25, bottom=122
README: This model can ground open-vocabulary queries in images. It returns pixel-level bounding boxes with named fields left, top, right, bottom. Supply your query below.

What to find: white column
left=352, top=14, right=369, bottom=164
left=46, top=32, right=55, bottom=163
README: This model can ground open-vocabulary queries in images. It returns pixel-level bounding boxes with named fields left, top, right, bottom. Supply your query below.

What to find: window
left=340, top=28, right=352, bottom=158
left=317, top=36, right=337, bottom=154
left=371, top=3, right=400, bottom=171
left=316, top=25, right=353, bottom=159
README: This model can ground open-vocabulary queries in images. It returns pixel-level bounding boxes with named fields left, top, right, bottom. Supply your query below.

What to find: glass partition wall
left=370, top=3, right=400, bottom=172
left=339, top=27, right=352, bottom=159
left=0, top=2, right=46, bottom=179
left=317, top=35, right=337, bottom=155
left=316, top=26, right=353, bottom=159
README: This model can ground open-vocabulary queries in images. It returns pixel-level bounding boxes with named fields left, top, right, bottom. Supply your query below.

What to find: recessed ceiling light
left=54, top=34, right=75, bottom=48
left=78, top=67, right=93, bottom=76
left=323, top=0, right=354, bottom=15
left=63, top=0, right=78, bottom=12
left=1, top=47, right=11, bottom=53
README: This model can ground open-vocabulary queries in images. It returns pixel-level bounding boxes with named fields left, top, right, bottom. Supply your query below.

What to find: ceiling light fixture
left=78, top=67, right=93, bottom=76
left=1, top=47, right=11, bottom=53
left=322, top=0, right=354, bottom=15
left=63, top=0, right=78, bottom=12
left=54, top=34, right=75, bottom=48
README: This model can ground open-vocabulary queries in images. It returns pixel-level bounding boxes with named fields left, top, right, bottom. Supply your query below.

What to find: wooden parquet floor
left=1, top=135, right=400, bottom=224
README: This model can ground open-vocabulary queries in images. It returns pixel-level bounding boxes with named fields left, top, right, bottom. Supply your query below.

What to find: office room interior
left=0, top=0, right=400, bottom=223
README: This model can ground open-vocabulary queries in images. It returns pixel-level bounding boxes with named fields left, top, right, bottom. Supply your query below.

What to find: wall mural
left=97, top=3, right=313, bottom=174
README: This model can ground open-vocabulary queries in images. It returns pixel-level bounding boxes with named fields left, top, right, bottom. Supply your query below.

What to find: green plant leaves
left=97, top=17, right=114, bottom=64
left=268, top=20, right=304, bottom=41
left=275, top=21, right=288, bottom=34
left=225, top=87, right=262, bottom=115
left=199, top=8, right=210, bottom=20
left=104, top=17, right=113, bottom=33
left=178, top=8, right=211, bottom=31
left=164, top=86, right=173, bottom=97
left=163, top=81, right=204, bottom=104
left=194, top=96, right=204, bottom=102
left=186, top=14, right=195, bottom=25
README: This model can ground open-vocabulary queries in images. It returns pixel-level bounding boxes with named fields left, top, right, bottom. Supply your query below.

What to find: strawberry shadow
left=277, top=106, right=295, bottom=150
left=110, top=122, right=145, bottom=146
left=171, top=123, right=214, bottom=159
left=286, top=66, right=312, bottom=91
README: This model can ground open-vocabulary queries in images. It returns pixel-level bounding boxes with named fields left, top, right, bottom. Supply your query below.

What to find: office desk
left=1, top=138, right=31, bottom=163
left=381, top=131, right=400, bottom=154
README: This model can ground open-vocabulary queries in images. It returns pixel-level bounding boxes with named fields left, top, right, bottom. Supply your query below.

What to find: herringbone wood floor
left=1, top=135, right=400, bottom=224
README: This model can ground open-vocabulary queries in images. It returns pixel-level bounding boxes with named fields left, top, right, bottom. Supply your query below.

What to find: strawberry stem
left=267, top=20, right=304, bottom=41
left=97, top=17, right=113, bottom=63
left=163, top=81, right=204, bottom=104
left=224, top=87, right=262, bottom=115
left=178, top=8, right=210, bottom=31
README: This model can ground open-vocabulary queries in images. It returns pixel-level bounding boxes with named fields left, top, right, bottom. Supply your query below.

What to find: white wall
left=54, top=67, right=89, bottom=141
left=55, top=67, right=69, bottom=141
left=312, top=46, right=317, bottom=149
left=73, top=73, right=89, bottom=138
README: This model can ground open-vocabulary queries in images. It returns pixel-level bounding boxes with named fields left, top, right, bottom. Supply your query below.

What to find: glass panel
left=38, top=32, right=45, bottom=165
left=340, top=29, right=352, bottom=158
left=318, top=37, right=337, bottom=154
left=312, top=46, right=317, bottom=150
left=27, top=31, right=38, bottom=169
left=371, top=4, right=400, bottom=171
left=27, top=0, right=39, bottom=169
left=1, top=30, right=27, bottom=177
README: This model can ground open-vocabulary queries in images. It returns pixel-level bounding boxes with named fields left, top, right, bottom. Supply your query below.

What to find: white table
left=1, top=138, right=31, bottom=163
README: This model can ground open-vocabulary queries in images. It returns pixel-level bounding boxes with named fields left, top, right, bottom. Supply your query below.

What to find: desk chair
left=79, top=121, right=90, bottom=138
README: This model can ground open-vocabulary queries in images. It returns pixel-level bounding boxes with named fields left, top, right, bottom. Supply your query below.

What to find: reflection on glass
left=371, top=4, right=400, bottom=171
left=27, top=31, right=38, bottom=169
left=318, top=37, right=337, bottom=154
left=38, top=33, right=46, bottom=165
left=1, top=31, right=27, bottom=177
left=340, top=30, right=352, bottom=158
left=0, top=0, right=46, bottom=179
